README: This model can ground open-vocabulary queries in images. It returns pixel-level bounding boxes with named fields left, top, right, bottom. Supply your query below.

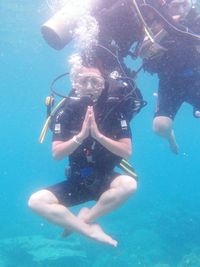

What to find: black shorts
left=46, top=171, right=119, bottom=207
left=155, top=72, right=200, bottom=120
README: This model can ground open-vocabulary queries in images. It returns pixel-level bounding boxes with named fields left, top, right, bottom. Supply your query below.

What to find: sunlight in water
left=46, top=0, right=92, bottom=14
left=68, top=15, right=99, bottom=79
left=44, top=0, right=100, bottom=72
left=74, top=15, right=99, bottom=52
left=62, top=2, right=99, bottom=76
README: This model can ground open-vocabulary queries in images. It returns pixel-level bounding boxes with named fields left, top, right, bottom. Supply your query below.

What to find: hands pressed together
left=52, top=106, right=104, bottom=159
left=77, top=106, right=102, bottom=143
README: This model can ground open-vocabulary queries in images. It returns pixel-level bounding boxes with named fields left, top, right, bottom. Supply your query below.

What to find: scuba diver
left=41, top=0, right=200, bottom=125
left=41, top=0, right=144, bottom=69
left=39, top=0, right=200, bottom=152
left=41, top=0, right=152, bottom=118
left=28, top=65, right=137, bottom=247
left=140, top=0, right=200, bottom=154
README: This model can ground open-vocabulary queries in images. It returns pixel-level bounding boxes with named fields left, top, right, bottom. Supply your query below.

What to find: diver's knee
left=121, top=176, right=137, bottom=195
left=153, top=116, right=172, bottom=135
left=28, top=190, right=54, bottom=211
left=194, top=110, right=200, bottom=118
left=28, top=191, right=42, bottom=211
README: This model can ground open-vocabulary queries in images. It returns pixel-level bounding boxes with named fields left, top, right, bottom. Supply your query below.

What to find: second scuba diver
left=140, top=0, right=200, bottom=153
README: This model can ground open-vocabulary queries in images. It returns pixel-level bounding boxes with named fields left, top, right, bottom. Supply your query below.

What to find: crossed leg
left=63, top=175, right=137, bottom=238
left=28, top=190, right=117, bottom=247
left=81, top=175, right=137, bottom=223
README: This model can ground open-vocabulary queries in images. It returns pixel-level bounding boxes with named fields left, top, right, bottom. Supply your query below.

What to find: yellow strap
left=132, top=0, right=155, bottom=43
left=39, top=116, right=51, bottom=143
left=51, top=98, right=66, bottom=116
left=119, top=159, right=138, bottom=180
left=39, top=98, right=66, bottom=144
left=121, top=158, right=134, bottom=168
left=144, top=28, right=154, bottom=43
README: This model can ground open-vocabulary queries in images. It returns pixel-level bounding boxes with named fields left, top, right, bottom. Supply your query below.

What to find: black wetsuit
left=91, top=0, right=143, bottom=73
left=47, top=95, right=132, bottom=207
left=143, top=11, right=200, bottom=119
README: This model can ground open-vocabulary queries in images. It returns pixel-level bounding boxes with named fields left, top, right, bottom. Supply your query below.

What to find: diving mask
left=74, top=73, right=105, bottom=101
left=168, top=0, right=192, bottom=19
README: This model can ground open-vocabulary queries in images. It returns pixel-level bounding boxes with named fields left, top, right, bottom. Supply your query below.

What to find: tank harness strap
left=118, top=159, right=138, bottom=180
left=39, top=98, right=66, bottom=143
left=131, top=0, right=155, bottom=43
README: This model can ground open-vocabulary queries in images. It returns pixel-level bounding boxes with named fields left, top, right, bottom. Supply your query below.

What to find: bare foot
left=89, top=224, right=118, bottom=247
left=169, top=131, right=179, bottom=154
left=62, top=207, right=91, bottom=238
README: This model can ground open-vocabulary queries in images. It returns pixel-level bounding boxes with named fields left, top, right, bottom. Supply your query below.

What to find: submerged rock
left=177, top=249, right=200, bottom=267
left=0, top=235, right=88, bottom=267
left=153, top=264, right=171, bottom=267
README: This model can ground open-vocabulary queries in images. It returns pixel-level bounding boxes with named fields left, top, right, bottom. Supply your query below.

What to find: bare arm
left=96, top=135, right=132, bottom=159
left=53, top=106, right=132, bottom=160
left=52, top=138, right=81, bottom=160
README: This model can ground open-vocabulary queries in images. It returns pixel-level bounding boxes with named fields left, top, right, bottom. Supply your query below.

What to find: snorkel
left=168, top=0, right=193, bottom=20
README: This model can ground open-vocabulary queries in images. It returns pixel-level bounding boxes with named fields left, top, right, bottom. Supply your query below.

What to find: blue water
left=1, top=1, right=200, bottom=266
